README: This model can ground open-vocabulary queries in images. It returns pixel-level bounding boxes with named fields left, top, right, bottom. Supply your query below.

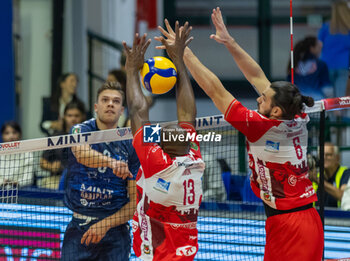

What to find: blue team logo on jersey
left=265, top=140, right=280, bottom=152
left=143, top=124, right=161, bottom=143
left=153, top=178, right=170, bottom=193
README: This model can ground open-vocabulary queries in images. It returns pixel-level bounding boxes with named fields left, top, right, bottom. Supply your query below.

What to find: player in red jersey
left=123, top=22, right=205, bottom=260
left=156, top=7, right=323, bottom=261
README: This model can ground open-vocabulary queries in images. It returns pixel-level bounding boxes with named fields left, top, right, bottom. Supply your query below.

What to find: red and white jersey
left=225, top=99, right=317, bottom=210
left=132, top=122, right=205, bottom=260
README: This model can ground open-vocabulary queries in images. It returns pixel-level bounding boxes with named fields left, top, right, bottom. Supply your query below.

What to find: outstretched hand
left=155, top=19, right=176, bottom=50
left=155, top=21, right=193, bottom=64
left=122, top=33, right=151, bottom=71
left=210, top=7, right=233, bottom=44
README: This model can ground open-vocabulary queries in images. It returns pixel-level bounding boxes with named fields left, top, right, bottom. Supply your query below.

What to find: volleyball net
left=0, top=97, right=350, bottom=260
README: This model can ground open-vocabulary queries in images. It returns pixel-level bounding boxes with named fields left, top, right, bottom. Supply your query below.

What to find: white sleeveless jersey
left=132, top=123, right=205, bottom=260
left=225, top=99, right=317, bottom=210
left=132, top=122, right=204, bottom=222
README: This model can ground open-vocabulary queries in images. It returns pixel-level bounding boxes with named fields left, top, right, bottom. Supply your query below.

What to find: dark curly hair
left=270, top=81, right=314, bottom=120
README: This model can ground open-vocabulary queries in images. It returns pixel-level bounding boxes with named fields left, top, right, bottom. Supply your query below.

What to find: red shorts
left=264, top=207, right=324, bottom=261
left=133, top=215, right=198, bottom=260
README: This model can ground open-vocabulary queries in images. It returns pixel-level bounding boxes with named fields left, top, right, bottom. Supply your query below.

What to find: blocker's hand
left=156, top=21, right=193, bottom=64
left=155, top=19, right=177, bottom=50
left=210, top=7, right=234, bottom=45
left=123, top=33, right=151, bottom=71
left=81, top=220, right=109, bottom=246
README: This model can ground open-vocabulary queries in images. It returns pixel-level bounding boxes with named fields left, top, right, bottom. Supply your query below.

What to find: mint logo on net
left=143, top=124, right=161, bottom=143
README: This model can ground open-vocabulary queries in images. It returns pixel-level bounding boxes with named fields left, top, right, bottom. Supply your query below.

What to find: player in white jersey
left=123, top=23, right=205, bottom=260
left=156, top=8, right=323, bottom=261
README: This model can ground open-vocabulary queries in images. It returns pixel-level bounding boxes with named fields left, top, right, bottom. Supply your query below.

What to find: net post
left=318, top=109, right=325, bottom=260
left=238, top=132, right=247, bottom=173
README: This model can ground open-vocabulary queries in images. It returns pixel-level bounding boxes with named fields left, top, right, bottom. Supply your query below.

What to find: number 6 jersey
left=225, top=99, right=317, bottom=210
left=132, top=122, right=205, bottom=260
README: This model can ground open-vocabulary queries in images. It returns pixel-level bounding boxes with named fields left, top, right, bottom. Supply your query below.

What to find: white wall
left=20, top=0, right=52, bottom=139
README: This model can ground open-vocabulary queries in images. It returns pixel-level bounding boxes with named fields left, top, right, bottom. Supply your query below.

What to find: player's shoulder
left=115, top=136, right=135, bottom=151
left=71, top=118, right=96, bottom=134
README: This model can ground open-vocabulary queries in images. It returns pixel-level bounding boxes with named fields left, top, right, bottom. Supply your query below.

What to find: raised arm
left=72, top=145, right=132, bottom=180
left=157, top=21, right=196, bottom=123
left=156, top=20, right=234, bottom=114
left=123, top=34, right=151, bottom=135
left=210, top=7, right=270, bottom=95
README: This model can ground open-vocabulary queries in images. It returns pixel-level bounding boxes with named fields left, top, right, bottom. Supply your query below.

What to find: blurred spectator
left=39, top=101, right=86, bottom=190
left=0, top=121, right=34, bottom=188
left=40, top=73, right=85, bottom=136
left=318, top=1, right=350, bottom=98
left=309, top=142, right=350, bottom=208
left=287, top=36, right=332, bottom=100
left=342, top=178, right=350, bottom=210
left=107, top=69, right=126, bottom=92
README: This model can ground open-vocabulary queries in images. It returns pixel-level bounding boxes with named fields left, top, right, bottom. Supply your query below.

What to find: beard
left=257, top=103, right=272, bottom=118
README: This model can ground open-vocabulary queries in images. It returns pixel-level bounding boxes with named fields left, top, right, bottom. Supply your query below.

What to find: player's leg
left=264, top=208, right=324, bottom=261
left=98, top=223, right=131, bottom=261
left=61, top=218, right=99, bottom=261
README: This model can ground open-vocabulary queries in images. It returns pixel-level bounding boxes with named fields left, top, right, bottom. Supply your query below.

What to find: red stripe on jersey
left=133, top=128, right=173, bottom=178
left=224, top=100, right=282, bottom=142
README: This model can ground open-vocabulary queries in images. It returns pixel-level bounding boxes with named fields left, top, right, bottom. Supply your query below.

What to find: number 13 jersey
left=132, top=122, right=205, bottom=260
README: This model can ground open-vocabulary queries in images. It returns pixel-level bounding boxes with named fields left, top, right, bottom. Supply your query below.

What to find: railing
left=87, top=30, right=124, bottom=113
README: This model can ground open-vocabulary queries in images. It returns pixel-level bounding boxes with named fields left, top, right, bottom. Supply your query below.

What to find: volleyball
left=140, top=56, right=177, bottom=94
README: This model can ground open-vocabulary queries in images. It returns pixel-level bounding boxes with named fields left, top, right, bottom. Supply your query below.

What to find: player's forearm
left=103, top=198, right=136, bottom=229
left=73, top=146, right=113, bottom=169
left=324, top=181, right=343, bottom=201
left=224, top=38, right=270, bottom=94
left=174, top=59, right=196, bottom=122
left=183, top=48, right=223, bottom=98
left=101, top=183, right=136, bottom=228
left=126, top=70, right=148, bottom=115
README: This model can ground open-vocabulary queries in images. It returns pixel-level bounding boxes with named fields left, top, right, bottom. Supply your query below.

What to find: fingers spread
left=185, top=36, right=194, bottom=47
left=159, top=36, right=168, bottom=47
left=81, top=231, right=88, bottom=245
left=165, top=19, right=175, bottom=35
left=175, top=20, right=180, bottom=39
left=158, top=26, right=170, bottom=38
left=154, top=36, right=162, bottom=42
left=122, top=41, right=130, bottom=54
left=132, top=33, right=139, bottom=50
left=155, top=45, right=166, bottom=50
left=142, top=39, right=151, bottom=53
